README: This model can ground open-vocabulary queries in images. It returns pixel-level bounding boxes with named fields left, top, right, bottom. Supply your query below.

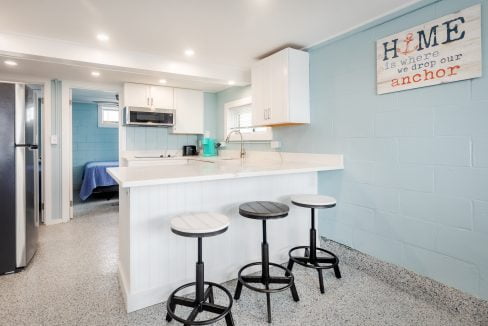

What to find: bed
left=79, top=161, right=119, bottom=201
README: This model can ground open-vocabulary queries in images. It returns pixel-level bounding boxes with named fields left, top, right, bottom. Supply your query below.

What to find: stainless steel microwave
left=124, top=107, right=175, bottom=127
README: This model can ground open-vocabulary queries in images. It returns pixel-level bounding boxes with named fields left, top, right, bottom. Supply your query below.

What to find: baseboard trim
left=44, top=218, right=69, bottom=226
left=117, top=264, right=130, bottom=311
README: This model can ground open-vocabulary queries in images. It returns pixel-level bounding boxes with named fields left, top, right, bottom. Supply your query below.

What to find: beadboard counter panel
left=118, top=172, right=318, bottom=312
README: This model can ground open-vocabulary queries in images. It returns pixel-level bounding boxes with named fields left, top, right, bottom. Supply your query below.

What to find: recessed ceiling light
left=91, top=71, right=100, bottom=77
left=228, top=80, right=235, bottom=85
left=159, top=79, right=167, bottom=84
left=184, top=49, right=195, bottom=57
left=4, top=60, right=18, bottom=66
left=96, top=33, right=109, bottom=42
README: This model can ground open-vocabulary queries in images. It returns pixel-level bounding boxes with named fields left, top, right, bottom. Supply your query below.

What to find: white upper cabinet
left=172, top=88, right=204, bottom=134
left=150, top=85, right=173, bottom=109
left=124, top=83, right=150, bottom=107
left=123, top=83, right=203, bottom=134
left=251, top=60, right=268, bottom=127
left=252, top=48, right=310, bottom=126
left=123, top=83, right=174, bottom=109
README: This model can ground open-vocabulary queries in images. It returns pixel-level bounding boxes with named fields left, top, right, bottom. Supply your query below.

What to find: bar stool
left=234, top=201, right=299, bottom=324
left=166, top=212, right=235, bottom=326
left=286, top=195, right=341, bottom=294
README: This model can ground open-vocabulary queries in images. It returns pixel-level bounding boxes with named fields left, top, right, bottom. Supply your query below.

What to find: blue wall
left=218, top=0, right=488, bottom=299
left=126, top=92, right=216, bottom=151
left=204, top=92, right=218, bottom=140
left=72, top=102, right=118, bottom=189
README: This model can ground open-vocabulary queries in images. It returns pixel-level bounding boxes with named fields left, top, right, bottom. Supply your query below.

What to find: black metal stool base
left=287, top=246, right=341, bottom=294
left=234, top=219, right=299, bottom=323
left=234, top=262, right=299, bottom=324
left=235, top=262, right=299, bottom=294
left=286, top=205, right=341, bottom=294
left=166, top=281, right=234, bottom=326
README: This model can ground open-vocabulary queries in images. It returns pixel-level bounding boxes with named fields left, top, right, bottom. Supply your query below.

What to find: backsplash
left=125, top=126, right=198, bottom=151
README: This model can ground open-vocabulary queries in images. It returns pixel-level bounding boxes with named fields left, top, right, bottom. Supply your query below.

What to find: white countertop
left=109, top=152, right=344, bottom=188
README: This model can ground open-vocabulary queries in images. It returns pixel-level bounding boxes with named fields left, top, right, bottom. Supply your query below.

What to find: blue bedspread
left=79, top=161, right=119, bottom=200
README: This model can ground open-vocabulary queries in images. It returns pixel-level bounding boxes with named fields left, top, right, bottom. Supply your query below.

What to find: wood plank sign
left=377, top=5, right=482, bottom=94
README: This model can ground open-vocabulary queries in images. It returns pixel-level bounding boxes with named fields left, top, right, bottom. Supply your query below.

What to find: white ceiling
left=0, top=55, right=229, bottom=92
left=0, top=0, right=423, bottom=91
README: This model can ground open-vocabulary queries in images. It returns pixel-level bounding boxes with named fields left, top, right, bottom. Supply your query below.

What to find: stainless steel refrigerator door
left=24, top=85, right=39, bottom=266
left=15, top=84, right=39, bottom=268
left=0, top=82, right=17, bottom=274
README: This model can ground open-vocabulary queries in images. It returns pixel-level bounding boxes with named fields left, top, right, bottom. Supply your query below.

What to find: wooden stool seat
left=238, top=201, right=289, bottom=219
left=170, top=212, right=229, bottom=237
left=291, top=194, right=336, bottom=208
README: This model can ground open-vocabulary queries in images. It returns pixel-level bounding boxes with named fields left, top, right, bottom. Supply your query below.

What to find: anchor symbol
left=398, top=32, right=418, bottom=55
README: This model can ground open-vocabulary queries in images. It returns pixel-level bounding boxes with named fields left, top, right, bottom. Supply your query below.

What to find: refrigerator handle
left=15, top=144, right=38, bottom=149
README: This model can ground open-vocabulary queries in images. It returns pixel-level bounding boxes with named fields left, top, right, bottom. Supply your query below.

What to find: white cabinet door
left=172, top=88, right=204, bottom=134
left=150, top=86, right=173, bottom=109
left=124, top=83, right=150, bottom=107
left=251, top=48, right=309, bottom=126
left=251, top=61, right=269, bottom=126
left=269, top=50, right=288, bottom=124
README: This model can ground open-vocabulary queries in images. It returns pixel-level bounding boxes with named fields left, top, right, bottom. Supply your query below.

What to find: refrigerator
left=0, top=82, right=39, bottom=274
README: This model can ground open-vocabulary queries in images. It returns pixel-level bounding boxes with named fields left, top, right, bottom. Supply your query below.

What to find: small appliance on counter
left=201, top=131, right=218, bottom=157
left=182, top=145, right=198, bottom=156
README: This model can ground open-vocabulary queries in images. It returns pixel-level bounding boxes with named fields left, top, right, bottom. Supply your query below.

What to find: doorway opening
left=71, top=88, right=119, bottom=218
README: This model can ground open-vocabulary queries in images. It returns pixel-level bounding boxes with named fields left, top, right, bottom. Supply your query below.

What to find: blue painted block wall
left=72, top=102, right=118, bottom=189
left=217, top=0, right=488, bottom=299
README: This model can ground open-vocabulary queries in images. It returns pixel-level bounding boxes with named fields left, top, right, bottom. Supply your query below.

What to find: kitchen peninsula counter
left=108, top=152, right=343, bottom=188
left=109, top=151, right=343, bottom=312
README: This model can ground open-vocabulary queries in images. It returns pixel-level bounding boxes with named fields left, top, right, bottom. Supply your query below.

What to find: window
left=98, top=105, right=119, bottom=128
left=224, top=97, right=272, bottom=141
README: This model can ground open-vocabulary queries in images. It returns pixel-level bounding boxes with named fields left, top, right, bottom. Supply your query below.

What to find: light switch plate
left=51, top=135, right=58, bottom=145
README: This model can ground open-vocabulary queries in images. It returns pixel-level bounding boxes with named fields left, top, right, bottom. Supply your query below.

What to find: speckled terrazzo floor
left=73, top=192, right=119, bottom=218
left=0, top=204, right=486, bottom=326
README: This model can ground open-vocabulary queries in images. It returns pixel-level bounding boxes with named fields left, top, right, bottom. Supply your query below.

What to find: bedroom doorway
left=71, top=88, right=119, bottom=218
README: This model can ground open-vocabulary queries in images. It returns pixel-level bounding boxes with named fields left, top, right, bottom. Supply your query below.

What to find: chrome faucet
left=225, top=130, right=246, bottom=159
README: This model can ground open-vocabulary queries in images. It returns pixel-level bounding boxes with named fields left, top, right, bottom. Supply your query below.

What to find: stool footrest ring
left=166, top=281, right=233, bottom=326
left=288, top=246, right=339, bottom=270
left=237, top=262, right=295, bottom=294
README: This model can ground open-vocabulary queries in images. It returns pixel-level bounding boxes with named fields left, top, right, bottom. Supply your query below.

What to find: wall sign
left=376, top=5, right=482, bottom=95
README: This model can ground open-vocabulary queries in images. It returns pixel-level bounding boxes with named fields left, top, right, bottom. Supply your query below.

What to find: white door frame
left=0, top=75, right=53, bottom=224
left=61, top=80, right=123, bottom=220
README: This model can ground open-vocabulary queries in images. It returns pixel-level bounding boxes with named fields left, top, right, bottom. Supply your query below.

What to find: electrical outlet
left=270, top=141, right=281, bottom=149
